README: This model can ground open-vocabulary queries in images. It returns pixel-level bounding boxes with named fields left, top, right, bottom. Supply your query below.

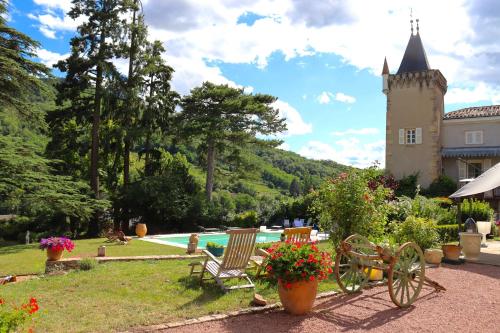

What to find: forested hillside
left=0, top=0, right=348, bottom=241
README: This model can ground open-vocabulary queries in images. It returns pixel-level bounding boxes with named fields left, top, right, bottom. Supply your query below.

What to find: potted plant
left=39, top=237, right=75, bottom=261
left=264, top=241, right=332, bottom=315
left=206, top=241, right=224, bottom=257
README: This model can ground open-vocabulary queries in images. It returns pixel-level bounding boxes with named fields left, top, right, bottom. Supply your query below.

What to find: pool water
left=156, top=232, right=282, bottom=248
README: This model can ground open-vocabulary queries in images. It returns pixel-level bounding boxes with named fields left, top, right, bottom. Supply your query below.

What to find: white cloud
left=278, top=142, right=290, bottom=151
left=29, top=0, right=500, bottom=105
left=272, top=100, right=312, bottom=136
left=33, top=0, right=72, bottom=12
left=332, top=128, right=380, bottom=136
left=317, top=91, right=332, bottom=104
left=334, top=92, right=356, bottom=104
left=36, top=49, right=69, bottom=67
left=39, top=26, right=56, bottom=39
left=446, top=83, right=500, bottom=105
left=298, top=138, right=385, bottom=168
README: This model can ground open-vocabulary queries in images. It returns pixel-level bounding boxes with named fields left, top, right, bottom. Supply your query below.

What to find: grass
left=1, top=259, right=339, bottom=332
left=0, top=238, right=185, bottom=275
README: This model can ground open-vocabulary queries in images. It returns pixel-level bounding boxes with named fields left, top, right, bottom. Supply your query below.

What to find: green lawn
left=1, top=259, right=339, bottom=332
left=0, top=238, right=185, bottom=275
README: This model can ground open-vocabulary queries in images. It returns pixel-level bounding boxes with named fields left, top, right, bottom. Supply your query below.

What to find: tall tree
left=121, top=0, right=148, bottom=187
left=140, top=40, right=179, bottom=176
left=178, top=82, right=286, bottom=201
left=289, top=178, right=301, bottom=197
left=55, top=0, right=126, bottom=236
left=0, top=0, right=50, bottom=120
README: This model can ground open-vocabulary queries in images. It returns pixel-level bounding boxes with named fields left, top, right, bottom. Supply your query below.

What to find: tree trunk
left=123, top=0, right=138, bottom=188
left=144, top=132, right=152, bottom=176
left=205, top=138, right=216, bottom=201
left=88, top=23, right=107, bottom=237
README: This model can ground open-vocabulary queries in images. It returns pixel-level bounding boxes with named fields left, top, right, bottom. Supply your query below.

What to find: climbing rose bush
left=0, top=297, right=39, bottom=332
left=39, top=237, right=75, bottom=252
left=264, top=241, right=333, bottom=289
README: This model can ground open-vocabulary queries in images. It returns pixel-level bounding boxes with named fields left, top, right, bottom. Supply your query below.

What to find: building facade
left=384, top=25, right=500, bottom=211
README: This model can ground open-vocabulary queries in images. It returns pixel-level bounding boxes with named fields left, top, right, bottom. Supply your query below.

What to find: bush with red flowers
left=263, top=241, right=333, bottom=289
left=0, top=297, right=39, bottom=332
left=39, top=236, right=75, bottom=252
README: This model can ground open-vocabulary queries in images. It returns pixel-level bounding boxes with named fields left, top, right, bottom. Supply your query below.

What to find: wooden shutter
left=475, top=131, right=483, bottom=144
left=415, top=128, right=422, bottom=144
left=458, top=160, right=466, bottom=180
left=465, top=131, right=473, bottom=144
left=399, top=129, right=404, bottom=144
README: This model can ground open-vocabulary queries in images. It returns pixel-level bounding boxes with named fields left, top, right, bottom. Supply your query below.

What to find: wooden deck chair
left=198, top=228, right=258, bottom=291
left=253, top=227, right=312, bottom=278
left=284, top=227, right=312, bottom=243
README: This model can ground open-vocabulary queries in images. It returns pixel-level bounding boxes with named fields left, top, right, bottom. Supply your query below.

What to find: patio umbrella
left=449, top=162, right=500, bottom=198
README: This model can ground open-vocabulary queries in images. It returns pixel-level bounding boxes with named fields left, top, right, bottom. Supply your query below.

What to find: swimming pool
left=144, top=231, right=283, bottom=248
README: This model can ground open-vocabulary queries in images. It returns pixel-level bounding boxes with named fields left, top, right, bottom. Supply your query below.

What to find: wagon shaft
left=423, top=277, right=446, bottom=292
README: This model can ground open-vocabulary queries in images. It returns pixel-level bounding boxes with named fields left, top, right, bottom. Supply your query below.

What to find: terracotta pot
left=46, top=248, right=63, bottom=261
left=424, top=249, right=443, bottom=265
left=441, top=244, right=461, bottom=261
left=278, top=279, right=318, bottom=315
left=135, top=223, right=147, bottom=238
left=459, top=232, right=481, bottom=260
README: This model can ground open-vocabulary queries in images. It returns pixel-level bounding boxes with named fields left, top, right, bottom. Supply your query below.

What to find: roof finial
left=410, top=8, right=414, bottom=35
left=416, top=18, right=420, bottom=33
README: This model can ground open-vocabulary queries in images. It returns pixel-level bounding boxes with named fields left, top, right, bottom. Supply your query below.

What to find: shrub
left=435, top=224, right=459, bottom=244
left=79, top=258, right=97, bottom=271
left=389, top=195, right=457, bottom=226
left=424, top=175, right=457, bottom=197
left=263, top=241, right=333, bottom=288
left=391, top=216, right=439, bottom=250
left=460, top=199, right=494, bottom=223
left=395, top=173, right=419, bottom=198
left=206, top=241, right=223, bottom=249
left=233, top=193, right=258, bottom=213
left=312, top=169, right=391, bottom=245
left=231, top=210, right=258, bottom=228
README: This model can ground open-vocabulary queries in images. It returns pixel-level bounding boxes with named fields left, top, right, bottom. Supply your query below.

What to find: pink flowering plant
left=263, top=241, right=333, bottom=289
left=39, top=237, right=75, bottom=252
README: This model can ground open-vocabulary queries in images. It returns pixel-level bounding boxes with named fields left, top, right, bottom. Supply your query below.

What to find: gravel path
left=161, top=263, right=500, bottom=333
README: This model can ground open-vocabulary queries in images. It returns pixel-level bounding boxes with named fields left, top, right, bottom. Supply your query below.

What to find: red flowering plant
left=39, top=236, right=75, bottom=252
left=263, top=241, right=333, bottom=289
left=0, top=297, right=39, bottom=332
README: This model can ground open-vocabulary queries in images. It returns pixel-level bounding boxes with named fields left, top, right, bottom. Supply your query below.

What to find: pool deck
left=139, top=230, right=329, bottom=248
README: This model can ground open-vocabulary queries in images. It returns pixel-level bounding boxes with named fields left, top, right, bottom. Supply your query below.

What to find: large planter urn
left=459, top=232, right=482, bottom=260
left=424, top=249, right=443, bottom=265
left=476, top=221, right=491, bottom=247
left=278, top=279, right=318, bottom=315
left=135, top=223, right=147, bottom=238
left=46, top=248, right=63, bottom=261
left=442, top=244, right=461, bottom=261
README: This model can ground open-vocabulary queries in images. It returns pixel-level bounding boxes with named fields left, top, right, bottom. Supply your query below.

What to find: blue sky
left=9, top=0, right=500, bottom=168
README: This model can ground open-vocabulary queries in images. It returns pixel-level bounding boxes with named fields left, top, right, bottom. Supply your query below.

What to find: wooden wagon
left=334, top=234, right=445, bottom=308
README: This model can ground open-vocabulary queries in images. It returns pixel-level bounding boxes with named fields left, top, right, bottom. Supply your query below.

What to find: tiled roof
left=444, top=105, right=500, bottom=119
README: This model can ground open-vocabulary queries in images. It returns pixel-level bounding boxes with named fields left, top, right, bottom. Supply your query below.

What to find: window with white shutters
left=465, top=131, right=483, bottom=144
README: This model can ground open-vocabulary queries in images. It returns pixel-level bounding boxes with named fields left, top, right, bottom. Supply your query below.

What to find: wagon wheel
left=334, top=234, right=375, bottom=293
left=388, top=242, right=425, bottom=308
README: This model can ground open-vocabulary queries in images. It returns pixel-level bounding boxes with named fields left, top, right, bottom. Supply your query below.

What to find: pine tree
left=55, top=0, right=127, bottom=236
left=289, top=178, right=301, bottom=197
left=0, top=0, right=50, bottom=118
left=178, top=82, right=286, bottom=201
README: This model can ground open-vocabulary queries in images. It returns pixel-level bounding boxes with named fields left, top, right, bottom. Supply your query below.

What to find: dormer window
left=399, top=128, right=422, bottom=145
left=465, top=131, right=483, bottom=145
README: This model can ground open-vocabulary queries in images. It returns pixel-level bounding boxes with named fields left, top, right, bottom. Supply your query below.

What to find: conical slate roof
left=396, top=33, right=430, bottom=74
left=382, top=57, right=389, bottom=75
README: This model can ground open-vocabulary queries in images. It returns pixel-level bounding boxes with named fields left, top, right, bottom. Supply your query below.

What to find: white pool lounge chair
left=197, top=228, right=258, bottom=291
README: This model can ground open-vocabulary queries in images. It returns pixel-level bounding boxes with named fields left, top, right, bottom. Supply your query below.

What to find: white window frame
left=465, top=131, right=483, bottom=145
left=406, top=128, right=416, bottom=144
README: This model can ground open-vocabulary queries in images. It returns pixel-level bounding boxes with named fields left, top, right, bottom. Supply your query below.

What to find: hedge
left=435, top=224, right=460, bottom=243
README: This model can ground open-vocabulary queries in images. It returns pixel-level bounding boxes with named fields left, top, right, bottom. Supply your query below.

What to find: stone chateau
left=383, top=21, right=500, bottom=211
